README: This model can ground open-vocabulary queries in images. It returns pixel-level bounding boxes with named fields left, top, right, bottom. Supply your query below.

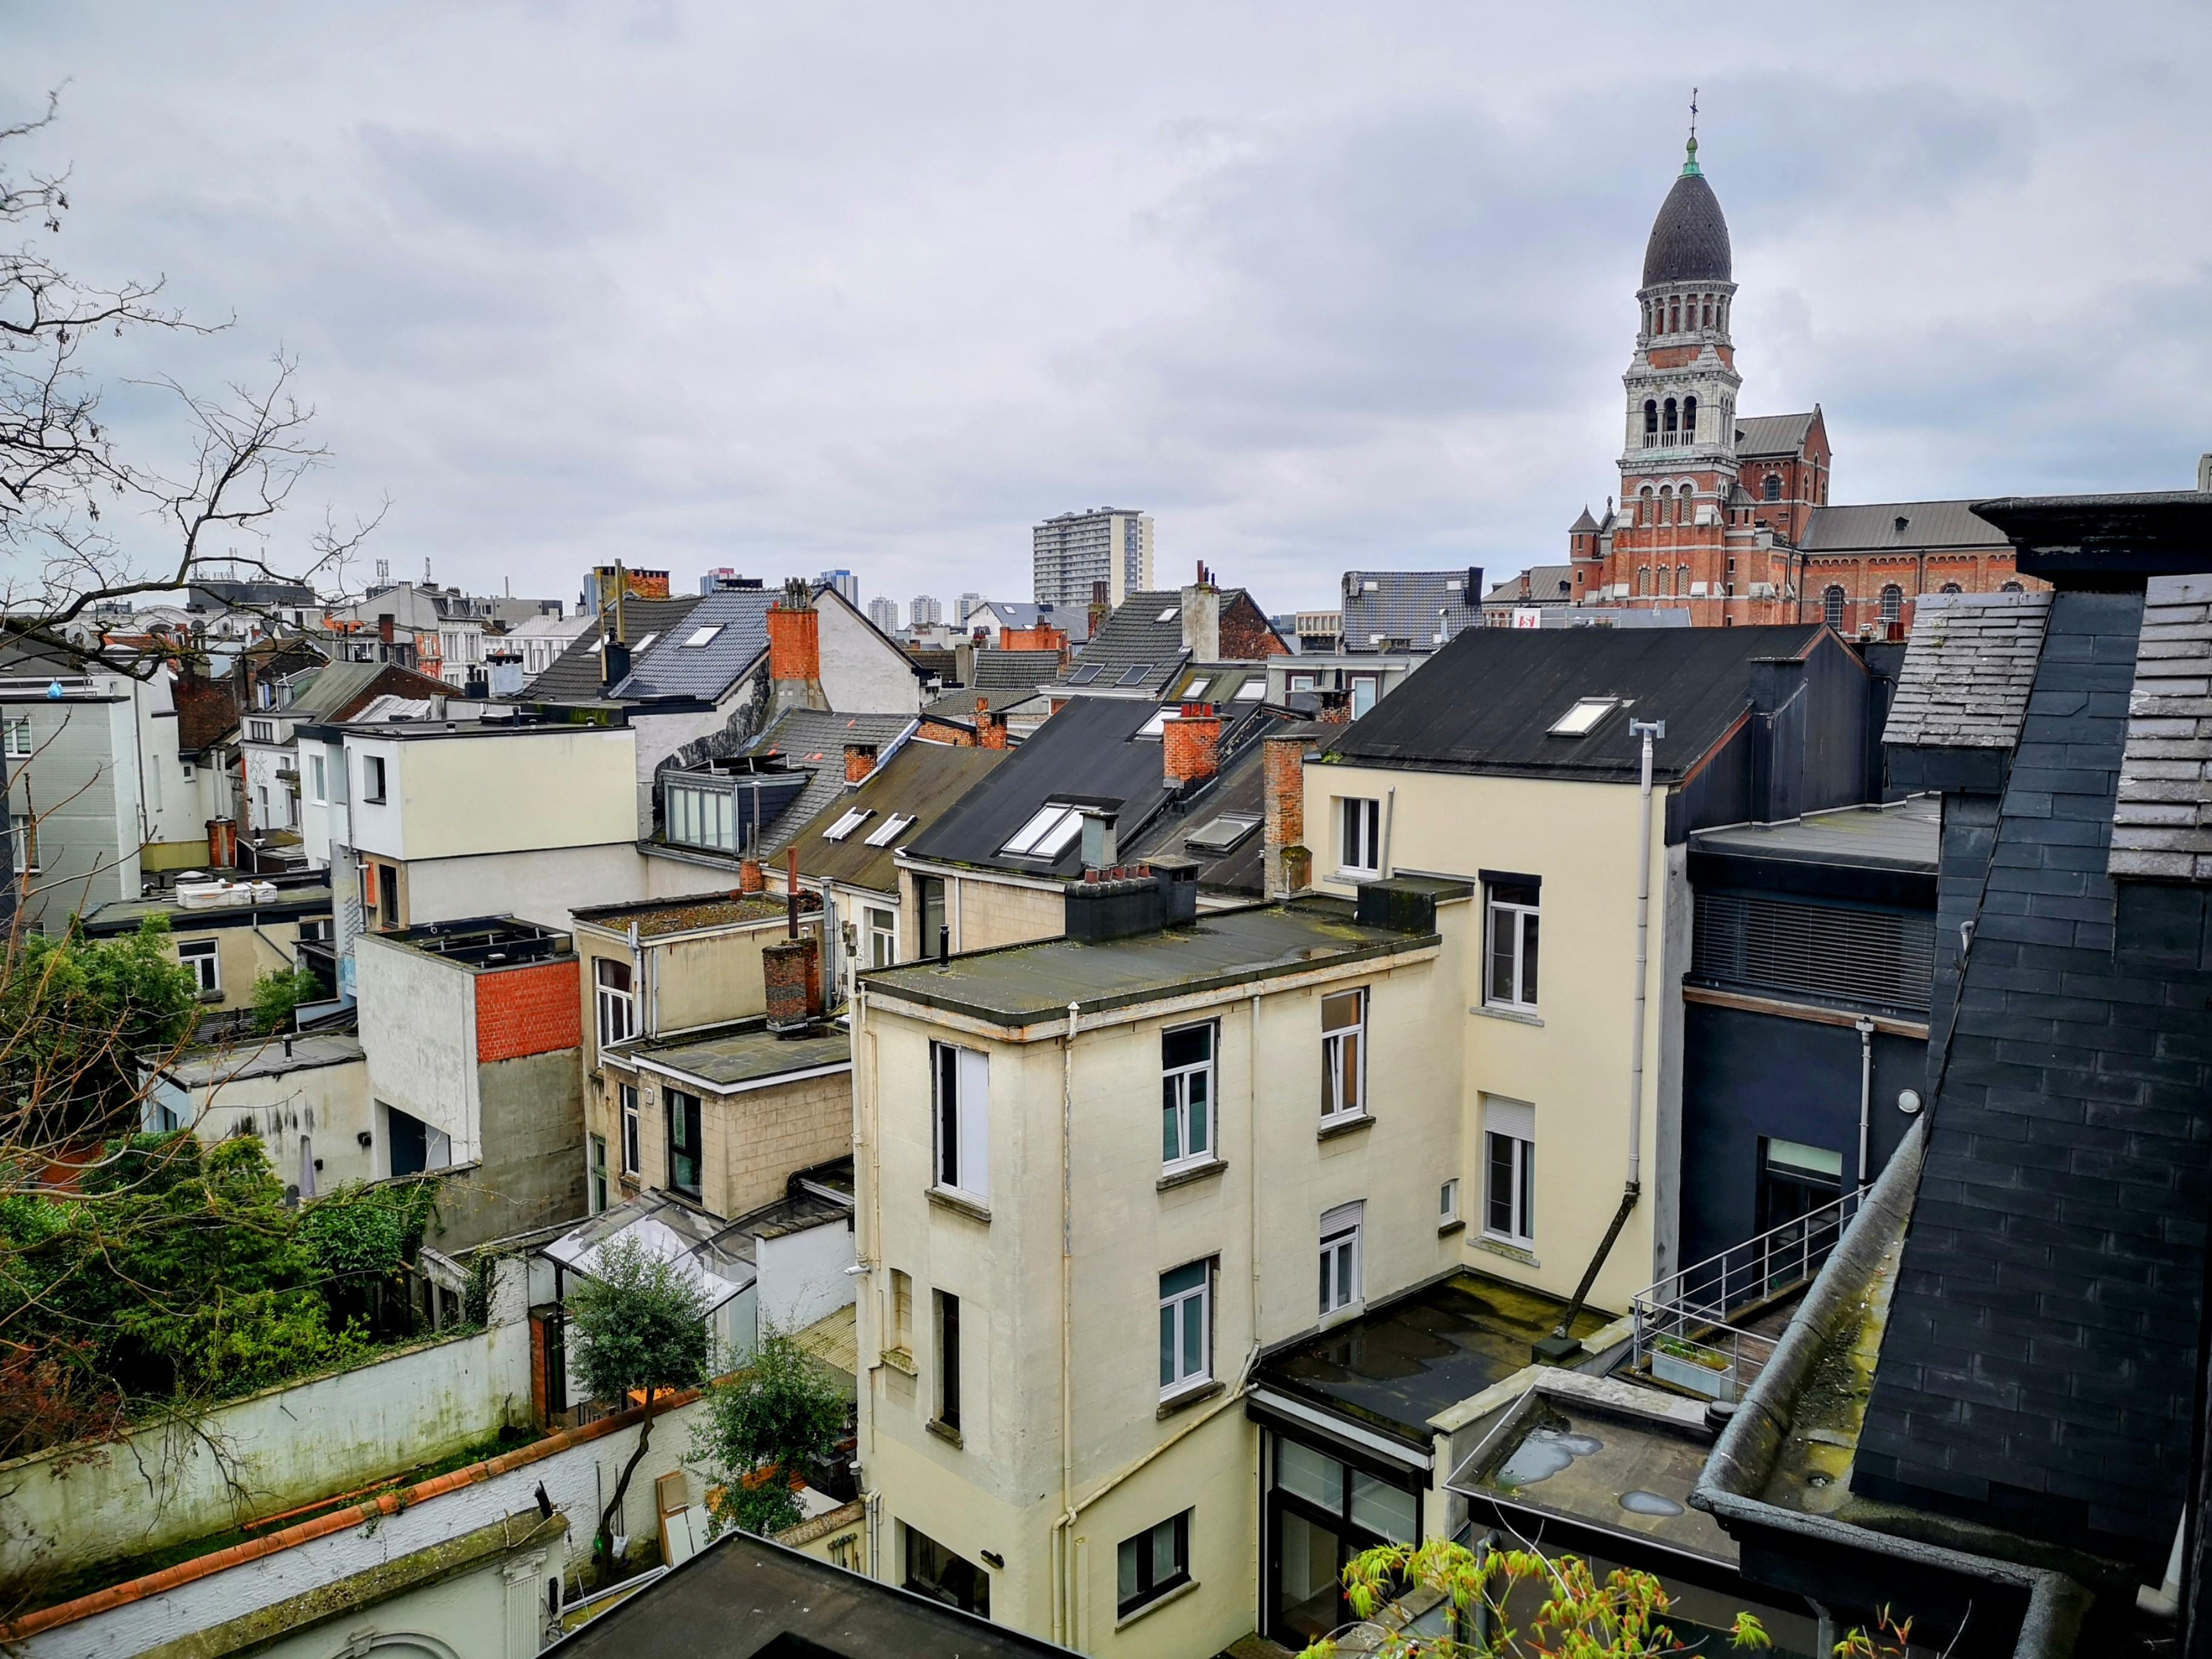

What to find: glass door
left=1264, top=1433, right=1421, bottom=1647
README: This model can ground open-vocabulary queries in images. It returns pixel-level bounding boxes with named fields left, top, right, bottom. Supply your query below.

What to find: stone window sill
left=1438, top=1218, right=1467, bottom=1239
left=1318, top=1112, right=1375, bottom=1144
left=1473, top=1234, right=1539, bottom=1269
left=926, top=1187, right=991, bottom=1225
left=1116, top=1576, right=1202, bottom=1629
left=1156, top=1378, right=1224, bottom=1420
left=1158, top=1158, right=1228, bottom=1193
left=1469, top=1003, right=1544, bottom=1027
left=925, top=1417, right=964, bottom=1449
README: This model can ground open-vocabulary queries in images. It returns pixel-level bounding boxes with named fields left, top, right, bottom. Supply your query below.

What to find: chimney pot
left=1162, top=702, right=1222, bottom=787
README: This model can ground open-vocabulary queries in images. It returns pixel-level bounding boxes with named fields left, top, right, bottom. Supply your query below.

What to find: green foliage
left=691, top=1327, right=849, bottom=1538
left=0, top=916, right=199, bottom=1141
left=296, top=1179, right=438, bottom=1281
left=565, top=1237, right=713, bottom=1410
left=248, top=967, right=323, bottom=1035
left=1300, top=1541, right=1775, bottom=1659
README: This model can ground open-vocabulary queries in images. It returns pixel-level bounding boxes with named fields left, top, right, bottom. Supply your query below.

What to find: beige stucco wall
left=574, top=922, right=787, bottom=1073
left=184, top=1053, right=375, bottom=1191
left=1304, top=760, right=1685, bottom=1311
left=595, top=1061, right=853, bottom=1221
left=897, top=866, right=1065, bottom=957
left=851, top=904, right=1466, bottom=1655
left=347, top=726, right=637, bottom=863
left=161, top=917, right=306, bottom=1014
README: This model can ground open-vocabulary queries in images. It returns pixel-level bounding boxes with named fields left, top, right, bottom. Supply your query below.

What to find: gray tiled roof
left=609, top=588, right=780, bottom=700
left=2110, top=573, right=2212, bottom=881
left=1800, top=499, right=2009, bottom=554
left=736, top=708, right=918, bottom=857
left=1733, top=412, right=1815, bottom=456
left=1882, top=591, right=2053, bottom=751
left=971, top=649, right=1062, bottom=692
left=1063, top=591, right=1191, bottom=693
left=1482, top=565, right=1576, bottom=607
left=1340, top=570, right=1483, bottom=651
left=524, top=596, right=703, bottom=702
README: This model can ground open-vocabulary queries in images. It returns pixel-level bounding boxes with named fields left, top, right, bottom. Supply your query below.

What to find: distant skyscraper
left=958, top=591, right=984, bottom=625
left=1033, top=508, right=1155, bottom=611
left=866, top=596, right=899, bottom=634
left=821, top=569, right=859, bottom=606
left=910, top=595, right=943, bottom=629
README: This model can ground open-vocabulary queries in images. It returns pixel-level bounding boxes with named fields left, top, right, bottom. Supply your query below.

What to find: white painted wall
left=399, top=842, right=650, bottom=933
left=348, top=727, right=637, bottom=863
left=756, top=1215, right=857, bottom=1337
left=818, top=597, right=923, bottom=715
left=355, top=933, right=480, bottom=1158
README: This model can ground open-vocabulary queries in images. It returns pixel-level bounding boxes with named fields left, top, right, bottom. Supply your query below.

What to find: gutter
left=1689, top=1117, right=2094, bottom=1659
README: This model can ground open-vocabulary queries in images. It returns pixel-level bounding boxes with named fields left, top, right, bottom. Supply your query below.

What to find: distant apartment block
left=700, top=568, right=765, bottom=594
left=866, top=596, right=900, bottom=634
left=1031, top=506, right=1155, bottom=611
left=910, top=594, right=943, bottom=629
left=821, top=569, right=859, bottom=605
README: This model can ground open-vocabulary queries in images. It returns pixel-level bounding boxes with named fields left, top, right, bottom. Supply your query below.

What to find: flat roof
left=615, top=1017, right=851, bottom=1091
left=861, top=898, right=1435, bottom=1027
left=161, top=1032, right=364, bottom=1089
left=1689, top=796, right=1939, bottom=873
left=84, top=884, right=333, bottom=934
left=570, top=891, right=794, bottom=937
left=1255, top=1270, right=1613, bottom=1442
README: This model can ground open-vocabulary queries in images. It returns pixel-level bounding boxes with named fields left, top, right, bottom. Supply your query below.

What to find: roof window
left=1116, top=664, right=1152, bottom=686
left=1068, top=663, right=1102, bottom=685
left=1157, top=606, right=1178, bottom=622
left=631, top=632, right=659, bottom=653
left=863, top=812, right=917, bottom=847
left=1549, top=697, right=1618, bottom=737
left=823, top=807, right=874, bottom=842
left=1002, top=803, right=1085, bottom=859
left=1233, top=678, right=1264, bottom=700
left=1183, top=676, right=1214, bottom=701
left=1185, top=812, right=1260, bottom=854
left=680, top=625, right=724, bottom=648
left=1137, top=710, right=1168, bottom=738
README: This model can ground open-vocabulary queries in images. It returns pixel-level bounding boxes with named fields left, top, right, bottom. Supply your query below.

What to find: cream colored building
left=83, top=882, right=333, bottom=1018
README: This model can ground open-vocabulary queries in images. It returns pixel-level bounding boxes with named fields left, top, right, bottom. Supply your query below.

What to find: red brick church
left=1563, top=133, right=2033, bottom=635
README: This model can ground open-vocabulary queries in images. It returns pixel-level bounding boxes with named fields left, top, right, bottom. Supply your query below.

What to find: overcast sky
left=11, top=2, right=2210, bottom=618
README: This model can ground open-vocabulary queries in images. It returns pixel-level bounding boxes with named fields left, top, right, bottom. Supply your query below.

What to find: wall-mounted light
left=1897, top=1089, right=1923, bottom=1116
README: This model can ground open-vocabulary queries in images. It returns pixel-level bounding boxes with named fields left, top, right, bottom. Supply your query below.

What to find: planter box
left=1653, top=1348, right=1737, bottom=1401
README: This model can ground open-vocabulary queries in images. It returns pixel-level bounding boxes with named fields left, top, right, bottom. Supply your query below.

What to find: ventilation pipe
left=1539, top=718, right=1663, bottom=1361
left=1855, top=1016, right=1876, bottom=1191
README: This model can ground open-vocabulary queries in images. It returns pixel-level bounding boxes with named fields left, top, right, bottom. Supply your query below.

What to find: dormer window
left=1548, top=697, right=1618, bottom=737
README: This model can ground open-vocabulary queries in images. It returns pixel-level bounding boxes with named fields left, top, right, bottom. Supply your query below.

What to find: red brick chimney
left=845, top=742, right=879, bottom=784
left=766, top=579, right=829, bottom=715
left=738, top=856, right=765, bottom=894
left=1087, top=579, right=1111, bottom=642
left=763, top=934, right=822, bottom=1029
left=1316, top=688, right=1353, bottom=725
left=1262, top=732, right=1310, bottom=897
left=976, top=697, right=1009, bottom=751
left=1163, top=702, right=1221, bottom=788
left=1002, top=622, right=1068, bottom=658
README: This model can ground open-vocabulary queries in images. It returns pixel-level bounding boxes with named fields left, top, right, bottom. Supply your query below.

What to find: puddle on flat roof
left=1494, top=1425, right=1603, bottom=1491
left=1618, top=1489, right=1685, bottom=1517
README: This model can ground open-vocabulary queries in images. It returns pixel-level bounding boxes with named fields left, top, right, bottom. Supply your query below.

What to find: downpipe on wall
left=1052, top=1000, right=1078, bottom=1646
left=1540, top=719, right=1663, bottom=1361
left=1855, top=1016, right=1875, bottom=1192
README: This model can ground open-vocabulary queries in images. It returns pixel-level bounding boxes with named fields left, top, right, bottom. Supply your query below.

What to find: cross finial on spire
left=1683, top=88, right=1701, bottom=175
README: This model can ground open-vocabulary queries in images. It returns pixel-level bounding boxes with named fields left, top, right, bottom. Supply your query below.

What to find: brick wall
left=1162, top=705, right=1221, bottom=786
left=476, top=959, right=582, bottom=1063
left=916, top=717, right=974, bottom=747
left=1221, top=591, right=1289, bottom=660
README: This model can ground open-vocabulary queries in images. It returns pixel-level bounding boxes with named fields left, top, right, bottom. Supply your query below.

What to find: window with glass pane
left=1486, top=880, right=1540, bottom=1010
left=619, top=1084, right=640, bottom=1175
left=1161, top=1022, right=1214, bottom=1168
left=1350, top=677, right=1379, bottom=719
left=666, top=1089, right=703, bottom=1198
left=1339, top=798, right=1379, bottom=875
left=866, top=907, right=896, bottom=968
left=1116, top=1511, right=1190, bottom=1616
left=1350, top=1472, right=1417, bottom=1544
left=1318, top=1204, right=1361, bottom=1315
left=1320, top=990, right=1366, bottom=1121
left=1278, top=1440, right=1343, bottom=1510
left=595, top=957, right=635, bottom=1047
left=932, top=1041, right=989, bottom=1201
left=1159, top=1261, right=1211, bottom=1394
left=590, top=1135, right=609, bottom=1212
left=1484, top=1096, right=1535, bottom=1243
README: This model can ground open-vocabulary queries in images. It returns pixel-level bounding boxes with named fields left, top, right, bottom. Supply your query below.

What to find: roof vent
left=1894, top=515, right=1909, bottom=535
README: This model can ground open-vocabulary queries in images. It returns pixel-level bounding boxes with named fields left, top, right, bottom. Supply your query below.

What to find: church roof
left=1801, top=500, right=2010, bottom=554
left=1569, top=506, right=1600, bottom=534
left=1641, top=155, right=1732, bottom=287
left=1734, top=412, right=1817, bottom=457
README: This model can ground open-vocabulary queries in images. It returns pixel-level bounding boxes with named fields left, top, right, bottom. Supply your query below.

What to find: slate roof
left=1326, top=623, right=1826, bottom=783
left=721, top=708, right=918, bottom=858
left=2110, top=572, right=2212, bottom=880
left=1882, top=590, right=2053, bottom=751
left=608, top=586, right=780, bottom=700
left=1125, top=711, right=1306, bottom=895
left=1340, top=570, right=1483, bottom=651
left=1734, top=412, right=1816, bottom=457
left=1800, top=500, right=2009, bottom=554
left=1855, top=589, right=2212, bottom=1571
left=1642, top=164, right=1732, bottom=286
left=785, top=739, right=1008, bottom=896
left=1062, top=591, right=1193, bottom=694
left=525, top=595, right=702, bottom=702
left=973, top=649, right=1062, bottom=692
left=1483, top=565, right=1576, bottom=607
left=904, top=648, right=962, bottom=683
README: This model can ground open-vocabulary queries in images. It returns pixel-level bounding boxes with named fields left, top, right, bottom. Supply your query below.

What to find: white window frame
left=931, top=1041, right=990, bottom=1202
left=1484, top=1096, right=1536, bottom=1245
left=1349, top=675, right=1380, bottom=719
left=823, top=806, right=874, bottom=842
left=1159, top=1260, right=1212, bottom=1397
left=178, top=937, right=221, bottom=995
left=1440, top=1178, right=1461, bottom=1226
left=308, top=752, right=327, bottom=805
left=8, top=813, right=37, bottom=875
left=619, top=1082, right=641, bottom=1175
left=1160, top=1020, right=1215, bottom=1171
left=1548, top=697, right=1616, bottom=737
left=361, top=754, right=387, bottom=803
left=866, top=906, right=896, bottom=969
left=1289, top=672, right=1316, bottom=693
left=1001, top=803, right=1084, bottom=859
left=1338, top=797, right=1380, bottom=877
left=863, top=813, right=917, bottom=848
left=1319, top=1201, right=1363, bottom=1316
left=595, top=957, right=636, bottom=1049
left=1485, top=879, right=1541, bottom=1011
left=680, top=625, right=724, bottom=648
left=2, top=717, right=30, bottom=759
left=1319, top=987, right=1367, bottom=1124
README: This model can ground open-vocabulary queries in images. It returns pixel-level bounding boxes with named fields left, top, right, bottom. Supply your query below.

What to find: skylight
left=823, top=807, right=874, bottom=842
left=1186, top=813, right=1260, bottom=854
left=1002, top=803, right=1085, bottom=859
left=1068, top=663, right=1102, bottom=686
left=1549, top=697, right=1618, bottom=737
left=1157, top=606, right=1178, bottom=622
left=631, top=633, right=659, bottom=652
left=1137, top=710, right=1168, bottom=738
left=1183, top=677, right=1215, bottom=702
left=680, top=625, right=724, bottom=649
left=863, top=812, right=917, bottom=847
left=1117, top=664, right=1152, bottom=686
left=1233, top=679, right=1265, bottom=700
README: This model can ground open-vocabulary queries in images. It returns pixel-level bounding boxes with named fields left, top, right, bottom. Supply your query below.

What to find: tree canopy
left=690, top=1327, right=849, bottom=1538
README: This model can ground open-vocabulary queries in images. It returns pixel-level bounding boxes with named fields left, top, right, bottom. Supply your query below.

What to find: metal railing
left=1629, top=1187, right=1865, bottom=1401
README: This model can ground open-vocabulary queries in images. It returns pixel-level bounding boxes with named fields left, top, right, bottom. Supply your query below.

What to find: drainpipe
left=1053, top=1000, right=1079, bottom=1645
left=1248, top=993, right=1262, bottom=1369
left=1379, top=785, right=1396, bottom=879
left=1540, top=719, right=1663, bottom=1361
left=1855, top=1016, right=1875, bottom=1191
